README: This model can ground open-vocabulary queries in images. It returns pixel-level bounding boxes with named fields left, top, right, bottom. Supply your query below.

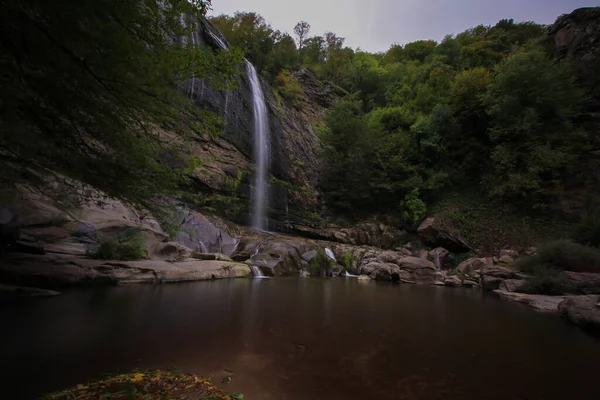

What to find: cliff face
left=548, top=7, right=600, bottom=210
left=184, top=21, right=339, bottom=230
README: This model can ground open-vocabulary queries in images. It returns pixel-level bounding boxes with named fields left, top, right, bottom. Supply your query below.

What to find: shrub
left=93, top=229, right=147, bottom=261
left=521, top=266, right=567, bottom=295
left=275, top=70, right=305, bottom=106
left=573, top=211, right=600, bottom=248
left=515, top=239, right=600, bottom=274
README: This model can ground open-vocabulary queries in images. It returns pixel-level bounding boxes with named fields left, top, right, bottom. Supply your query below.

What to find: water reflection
left=1, top=279, right=599, bottom=400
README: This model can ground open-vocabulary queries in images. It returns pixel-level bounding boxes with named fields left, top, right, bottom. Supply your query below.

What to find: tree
left=484, top=49, right=588, bottom=204
left=0, top=0, right=243, bottom=221
left=294, top=21, right=311, bottom=52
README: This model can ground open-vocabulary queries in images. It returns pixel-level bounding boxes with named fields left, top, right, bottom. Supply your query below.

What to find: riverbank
left=43, top=370, right=242, bottom=400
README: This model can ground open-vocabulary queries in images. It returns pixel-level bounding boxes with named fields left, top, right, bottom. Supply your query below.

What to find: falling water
left=325, top=248, right=337, bottom=263
left=251, top=266, right=264, bottom=278
left=246, top=61, right=270, bottom=231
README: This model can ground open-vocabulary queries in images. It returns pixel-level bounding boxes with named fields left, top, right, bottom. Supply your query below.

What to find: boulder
left=499, top=249, right=519, bottom=258
left=558, top=295, right=600, bottom=328
left=398, top=257, right=436, bottom=284
left=480, top=266, right=528, bottom=291
left=499, top=279, right=528, bottom=293
left=357, top=274, right=372, bottom=281
left=457, top=258, right=487, bottom=275
left=417, top=217, right=470, bottom=253
left=562, top=271, right=600, bottom=294
left=498, top=255, right=515, bottom=264
left=444, top=276, right=462, bottom=287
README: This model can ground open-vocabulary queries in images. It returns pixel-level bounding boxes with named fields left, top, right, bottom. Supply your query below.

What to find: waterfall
left=251, top=266, right=264, bottom=278
left=246, top=61, right=270, bottom=231
left=343, top=271, right=358, bottom=278
left=325, top=248, right=337, bottom=263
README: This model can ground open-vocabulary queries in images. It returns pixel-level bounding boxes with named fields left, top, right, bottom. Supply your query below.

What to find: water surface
left=1, top=278, right=599, bottom=400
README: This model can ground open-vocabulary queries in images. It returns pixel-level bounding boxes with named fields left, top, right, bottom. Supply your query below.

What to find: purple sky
left=209, top=0, right=599, bottom=52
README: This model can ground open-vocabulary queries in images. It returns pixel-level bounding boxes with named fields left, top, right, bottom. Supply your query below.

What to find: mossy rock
left=43, top=370, right=242, bottom=400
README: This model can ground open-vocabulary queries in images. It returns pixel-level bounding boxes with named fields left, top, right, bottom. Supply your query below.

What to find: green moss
left=92, top=228, right=147, bottom=261
left=43, top=369, right=242, bottom=400
left=307, top=248, right=335, bottom=276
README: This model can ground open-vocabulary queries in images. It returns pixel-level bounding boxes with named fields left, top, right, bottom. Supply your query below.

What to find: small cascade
left=325, top=248, right=337, bottom=263
left=251, top=266, right=264, bottom=278
left=343, top=271, right=358, bottom=278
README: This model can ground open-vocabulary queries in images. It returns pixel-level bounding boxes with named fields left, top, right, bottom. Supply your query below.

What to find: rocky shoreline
left=1, top=186, right=600, bottom=332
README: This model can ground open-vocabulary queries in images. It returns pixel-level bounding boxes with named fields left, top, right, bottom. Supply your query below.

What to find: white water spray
left=325, top=248, right=337, bottom=263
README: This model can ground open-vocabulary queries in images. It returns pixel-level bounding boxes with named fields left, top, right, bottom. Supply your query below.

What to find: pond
left=1, top=278, right=599, bottom=400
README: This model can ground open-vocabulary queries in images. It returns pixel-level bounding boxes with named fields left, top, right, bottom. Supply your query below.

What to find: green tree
left=484, top=49, right=588, bottom=204
left=1, top=0, right=243, bottom=222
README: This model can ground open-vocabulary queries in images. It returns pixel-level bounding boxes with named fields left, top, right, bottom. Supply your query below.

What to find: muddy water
left=1, top=278, right=599, bottom=400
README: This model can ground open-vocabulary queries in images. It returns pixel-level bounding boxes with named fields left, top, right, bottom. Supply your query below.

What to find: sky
left=208, top=0, right=599, bottom=52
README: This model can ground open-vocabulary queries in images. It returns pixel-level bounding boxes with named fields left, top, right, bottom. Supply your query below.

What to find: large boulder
left=480, top=266, right=528, bottom=291
left=357, top=251, right=436, bottom=284
left=562, top=271, right=600, bottom=294
left=499, top=279, right=528, bottom=293
left=457, top=257, right=488, bottom=275
left=558, top=295, right=600, bottom=328
left=417, top=217, right=470, bottom=253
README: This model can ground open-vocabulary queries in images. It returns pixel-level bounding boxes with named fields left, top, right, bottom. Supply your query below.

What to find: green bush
left=521, top=266, right=567, bottom=295
left=515, top=239, right=600, bottom=274
left=275, top=70, right=305, bottom=106
left=573, top=211, right=600, bottom=248
left=93, top=229, right=147, bottom=261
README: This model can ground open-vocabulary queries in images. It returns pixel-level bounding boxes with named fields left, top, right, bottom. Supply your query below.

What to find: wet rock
left=417, top=217, right=470, bottom=253
left=558, top=295, right=600, bottom=328
left=357, top=274, right=371, bottom=281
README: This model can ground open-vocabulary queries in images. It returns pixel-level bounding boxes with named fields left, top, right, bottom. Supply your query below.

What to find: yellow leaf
left=131, top=373, right=145, bottom=382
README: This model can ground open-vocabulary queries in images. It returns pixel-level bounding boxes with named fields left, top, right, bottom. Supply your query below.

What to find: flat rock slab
left=494, top=290, right=567, bottom=313
left=0, top=253, right=251, bottom=287
left=0, top=284, right=60, bottom=298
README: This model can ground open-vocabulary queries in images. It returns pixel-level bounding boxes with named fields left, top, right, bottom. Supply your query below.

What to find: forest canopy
left=210, top=13, right=595, bottom=219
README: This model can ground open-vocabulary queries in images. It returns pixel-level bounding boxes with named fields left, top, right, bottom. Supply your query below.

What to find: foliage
left=484, top=49, right=588, bottom=204
left=1, top=0, right=243, bottom=224
left=92, top=229, right=147, bottom=261
left=275, top=70, right=305, bottom=106
left=573, top=210, right=600, bottom=248
left=522, top=266, right=567, bottom=296
left=307, top=248, right=335, bottom=276
left=43, top=369, right=242, bottom=400
left=515, top=240, right=600, bottom=274
left=400, top=189, right=427, bottom=224
left=210, top=12, right=298, bottom=80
